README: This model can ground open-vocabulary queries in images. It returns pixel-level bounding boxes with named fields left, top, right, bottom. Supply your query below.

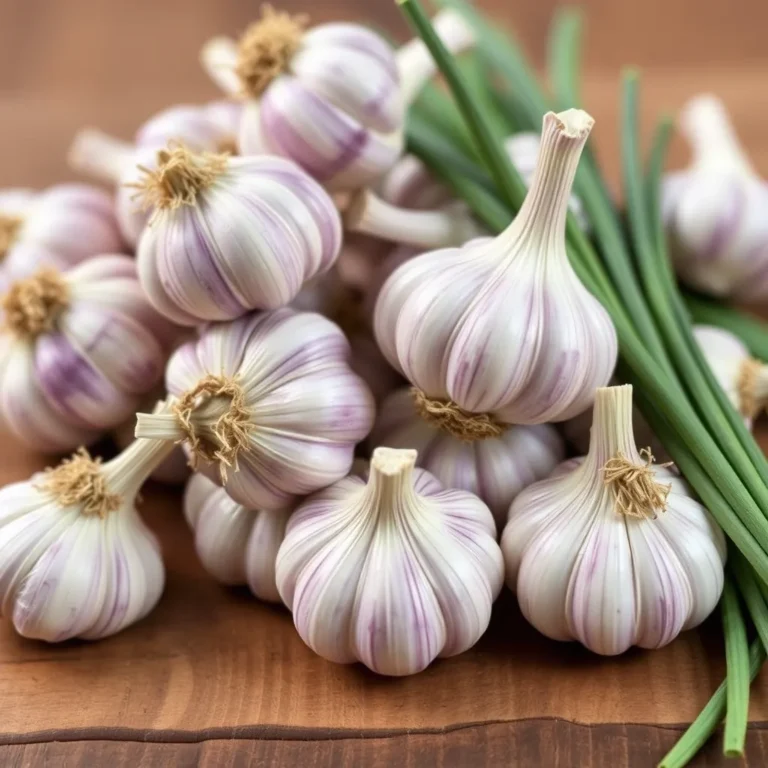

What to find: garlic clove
left=276, top=446, right=503, bottom=675
left=245, top=505, right=290, bottom=603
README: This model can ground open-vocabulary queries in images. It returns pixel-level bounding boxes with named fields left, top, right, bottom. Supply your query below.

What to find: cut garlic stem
left=135, top=409, right=186, bottom=442
left=587, top=385, right=638, bottom=466
left=363, top=447, right=420, bottom=512
left=67, top=128, right=134, bottom=184
left=396, top=9, right=475, bottom=106
left=344, top=189, right=478, bottom=249
left=199, top=36, right=242, bottom=97
left=106, top=435, right=177, bottom=496
left=680, top=94, right=754, bottom=177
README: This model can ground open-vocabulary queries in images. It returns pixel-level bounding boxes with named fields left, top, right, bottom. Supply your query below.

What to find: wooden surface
left=2, top=0, right=768, bottom=766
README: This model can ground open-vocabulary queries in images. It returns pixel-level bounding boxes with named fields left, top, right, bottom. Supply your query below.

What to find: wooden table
left=1, top=0, right=768, bottom=765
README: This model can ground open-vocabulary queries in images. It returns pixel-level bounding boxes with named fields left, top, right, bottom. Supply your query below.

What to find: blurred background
left=0, top=0, right=766, bottom=187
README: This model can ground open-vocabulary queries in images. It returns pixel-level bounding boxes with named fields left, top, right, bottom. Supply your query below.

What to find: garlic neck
left=681, top=95, right=755, bottom=178
left=1, top=268, right=69, bottom=339
left=362, top=447, right=420, bottom=521
left=105, top=433, right=178, bottom=498
left=67, top=129, right=134, bottom=185
left=502, top=109, right=593, bottom=257
left=0, top=214, right=23, bottom=262
left=235, top=6, right=307, bottom=98
left=585, top=385, right=640, bottom=467
left=135, top=146, right=228, bottom=212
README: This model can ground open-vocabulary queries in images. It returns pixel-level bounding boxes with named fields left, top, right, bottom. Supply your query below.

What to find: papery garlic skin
left=665, top=95, right=768, bottom=301
left=375, top=109, right=617, bottom=425
left=373, top=388, right=564, bottom=525
left=0, top=437, right=173, bottom=642
left=693, top=324, right=768, bottom=424
left=0, top=185, right=124, bottom=289
left=502, top=385, right=726, bottom=656
left=0, top=256, right=172, bottom=451
left=135, top=308, right=375, bottom=511
left=201, top=9, right=473, bottom=191
left=136, top=150, right=342, bottom=325
left=184, top=473, right=289, bottom=602
left=276, top=447, right=503, bottom=676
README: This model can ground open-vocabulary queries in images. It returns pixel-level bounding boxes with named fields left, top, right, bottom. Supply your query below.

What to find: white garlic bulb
left=664, top=94, right=768, bottom=301
left=502, top=385, right=726, bottom=656
left=375, top=109, right=617, bottom=431
left=0, top=437, right=173, bottom=642
left=0, top=256, right=172, bottom=451
left=373, top=387, right=564, bottom=525
left=201, top=8, right=474, bottom=191
left=135, top=148, right=342, bottom=325
left=0, top=185, right=124, bottom=289
left=276, top=447, right=503, bottom=676
left=183, top=473, right=289, bottom=602
left=693, top=324, right=768, bottom=424
left=135, top=308, right=375, bottom=511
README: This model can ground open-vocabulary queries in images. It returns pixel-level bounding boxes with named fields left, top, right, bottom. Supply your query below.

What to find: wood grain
left=2, top=0, right=768, bottom=765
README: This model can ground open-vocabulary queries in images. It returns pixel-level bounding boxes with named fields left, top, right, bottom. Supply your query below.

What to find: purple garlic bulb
left=135, top=308, right=375, bottom=511
left=372, top=387, right=565, bottom=526
left=135, top=148, right=342, bottom=325
left=374, top=109, right=617, bottom=429
left=0, top=185, right=124, bottom=290
left=200, top=8, right=474, bottom=191
left=275, top=447, right=504, bottom=676
left=184, top=472, right=290, bottom=602
left=0, top=256, right=172, bottom=451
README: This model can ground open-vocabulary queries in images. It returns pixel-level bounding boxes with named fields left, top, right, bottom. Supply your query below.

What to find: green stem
left=720, top=577, right=750, bottom=757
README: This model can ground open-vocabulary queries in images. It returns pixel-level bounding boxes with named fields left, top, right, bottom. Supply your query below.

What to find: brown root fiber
left=412, top=388, right=506, bottom=442
left=173, top=375, right=252, bottom=481
left=37, top=448, right=121, bottom=518
left=737, top=357, right=765, bottom=420
left=235, top=5, right=308, bottom=98
left=132, top=145, right=228, bottom=213
left=602, top=448, right=673, bottom=519
left=1, top=267, right=69, bottom=339
left=0, top=214, right=23, bottom=261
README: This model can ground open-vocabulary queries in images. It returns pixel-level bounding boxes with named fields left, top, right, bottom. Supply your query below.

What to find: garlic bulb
left=0, top=436, right=174, bottom=641
left=0, top=185, right=124, bottom=289
left=0, top=256, right=171, bottom=451
left=375, top=109, right=617, bottom=430
left=502, top=385, right=726, bottom=655
left=68, top=101, right=242, bottom=248
left=664, top=94, right=768, bottom=301
left=183, top=473, right=289, bottom=602
left=135, top=148, right=342, bottom=325
left=201, top=8, right=474, bottom=190
left=135, top=308, right=375, bottom=510
left=693, top=324, right=768, bottom=424
left=373, top=388, right=565, bottom=525
left=276, top=446, right=504, bottom=676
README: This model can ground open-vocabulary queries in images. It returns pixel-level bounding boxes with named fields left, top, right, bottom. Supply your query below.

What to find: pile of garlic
left=0, top=4, right=750, bottom=684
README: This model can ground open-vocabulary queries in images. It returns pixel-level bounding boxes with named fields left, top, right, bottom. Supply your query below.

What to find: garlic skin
left=0, top=437, right=173, bottom=642
left=276, top=447, right=503, bottom=676
left=664, top=95, right=768, bottom=301
left=201, top=9, right=474, bottom=191
left=373, top=388, right=565, bottom=526
left=135, top=308, right=375, bottom=511
left=184, top=473, right=289, bottom=602
left=502, top=385, right=726, bottom=656
left=693, top=324, right=768, bottom=424
left=136, top=148, right=342, bottom=325
left=68, top=101, right=242, bottom=248
left=0, top=185, right=124, bottom=289
left=375, top=109, right=617, bottom=426
left=0, top=256, right=171, bottom=451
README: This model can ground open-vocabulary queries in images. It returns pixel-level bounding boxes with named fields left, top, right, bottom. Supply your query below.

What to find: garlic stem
left=344, top=189, right=476, bottom=248
left=362, top=447, right=420, bottom=518
left=200, top=37, right=242, bottom=96
left=680, top=95, right=754, bottom=177
left=503, top=109, right=593, bottom=251
left=396, top=9, right=475, bottom=106
left=135, top=410, right=186, bottom=442
left=106, top=435, right=177, bottom=497
left=587, top=385, right=639, bottom=466
left=67, top=129, right=134, bottom=184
